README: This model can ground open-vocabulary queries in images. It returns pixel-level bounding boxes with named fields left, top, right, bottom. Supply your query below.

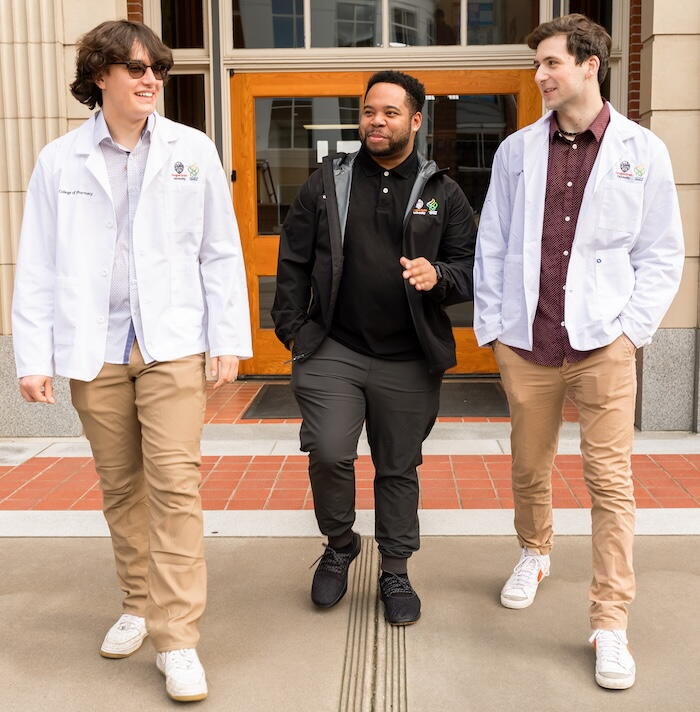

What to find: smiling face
left=359, top=82, right=422, bottom=163
left=533, top=34, right=599, bottom=113
left=95, top=42, right=161, bottom=124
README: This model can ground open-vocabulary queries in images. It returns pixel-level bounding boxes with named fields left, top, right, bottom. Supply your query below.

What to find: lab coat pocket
left=597, top=181, right=643, bottom=234
left=594, top=248, right=634, bottom=317
left=170, top=259, right=205, bottom=312
left=165, top=179, right=205, bottom=236
left=501, top=254, right=523, bottom=319
left=53, top=277, right=79, bottom=345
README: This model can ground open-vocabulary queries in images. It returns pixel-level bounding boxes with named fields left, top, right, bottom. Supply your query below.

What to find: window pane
left=258, top=276, right=276, bottom=328
left=416, top=93, right=518, bottom=327
left=161, top=0, right=205, bottom=49
left=163, top=74, right=206, bottom=133
left=311, top=0, right=382, bottom=48
left=233, top=0, right=305, bottom=48
left=389, top=0, right=459, bottom=47
left=467, top=0, right=538, bottom=45
left=255, top=96, right=360, bottom=234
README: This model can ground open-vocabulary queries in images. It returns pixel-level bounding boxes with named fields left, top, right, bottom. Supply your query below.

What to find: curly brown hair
left=526, top=13, right=611, bottom=85
left=70, top=20, right=173, bottom=109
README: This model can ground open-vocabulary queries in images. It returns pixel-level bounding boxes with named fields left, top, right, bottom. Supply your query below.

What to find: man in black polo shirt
left=273, top=71, right=476, bottom=624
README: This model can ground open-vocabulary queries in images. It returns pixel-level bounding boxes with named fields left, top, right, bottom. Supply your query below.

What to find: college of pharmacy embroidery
left=426, top=198, right=439, bottom=214
left=188, top=164, right=200, bottom=181
left=172, top=161, right=186, bottom=180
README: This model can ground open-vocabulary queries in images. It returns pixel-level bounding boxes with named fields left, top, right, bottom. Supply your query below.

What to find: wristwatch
left=432, top=263, right=443, bottom=283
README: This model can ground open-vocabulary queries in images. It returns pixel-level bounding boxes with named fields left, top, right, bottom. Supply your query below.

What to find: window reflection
left=256, top=96, right=361, bottom=233
left=467, top=0, right=538, bottom=45
left=233, top=0, right=304, bottom=48
left=389, top=0, right=459, bottom=46
left=311, top=0, right=382, bottom=47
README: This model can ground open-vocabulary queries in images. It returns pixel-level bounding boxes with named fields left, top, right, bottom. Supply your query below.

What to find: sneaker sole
left=595, top=672, right=635, bottom=690
left=500, top=594, right=535, bottom=609
left=384, top=612, right=421, bottom=626
left=100, top=635, right=147, bottom=658
left=167, top=690, right=208, bottom=702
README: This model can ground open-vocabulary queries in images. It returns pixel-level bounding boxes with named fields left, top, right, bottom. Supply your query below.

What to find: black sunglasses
left=112, top=60, right=171, bottom=80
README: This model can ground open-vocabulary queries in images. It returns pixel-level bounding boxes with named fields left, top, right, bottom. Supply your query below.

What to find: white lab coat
left=12, top=112, right=252, bottom=381
left=473, top=104, right=684, bottom=351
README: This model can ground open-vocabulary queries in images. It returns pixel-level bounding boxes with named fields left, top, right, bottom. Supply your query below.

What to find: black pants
left=292, top=337, right=441, bottom=558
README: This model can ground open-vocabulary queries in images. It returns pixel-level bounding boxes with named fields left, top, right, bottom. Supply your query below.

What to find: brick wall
left=628, top=0, right=641, bottom=122
left=127, top=1, right=144, bottom=22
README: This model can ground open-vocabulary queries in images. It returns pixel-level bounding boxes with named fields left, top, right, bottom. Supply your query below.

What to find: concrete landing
left=1, top=536, right=698, bottom=711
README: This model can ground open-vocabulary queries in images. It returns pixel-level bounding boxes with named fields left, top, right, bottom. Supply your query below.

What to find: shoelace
left=165, top=648, right=198, bottom=671
left=309, top=544, right=355, bottom=576
left=509, top=555, right=543, bottom=590
left=589, top=631, right=628, bottom=667
left=380, top=573, right=415, bottom=597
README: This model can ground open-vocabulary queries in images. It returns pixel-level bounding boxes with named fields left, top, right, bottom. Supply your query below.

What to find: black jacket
left=272, top=151, right=477, bottom=373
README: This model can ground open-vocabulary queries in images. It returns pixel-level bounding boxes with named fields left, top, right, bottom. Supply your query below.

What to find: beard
left=360, top=126, right=411, bottom=158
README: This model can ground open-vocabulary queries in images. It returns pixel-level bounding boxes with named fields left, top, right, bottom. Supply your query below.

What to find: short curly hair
left=70, top=20, right=173, bottom=109
left=526, top=14, right=611, bottom=84
left=365, top=71, right=426, bottom=115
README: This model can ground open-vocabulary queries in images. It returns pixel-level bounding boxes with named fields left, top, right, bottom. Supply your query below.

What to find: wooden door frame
left=231, top=69, right=540, bottom=375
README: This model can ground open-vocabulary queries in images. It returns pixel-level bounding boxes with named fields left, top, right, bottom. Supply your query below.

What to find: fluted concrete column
left=0, top=0, right=126, bottom=436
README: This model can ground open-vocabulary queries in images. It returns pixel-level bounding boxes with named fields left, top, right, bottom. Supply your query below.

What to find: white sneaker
left=500, top=548, right=550, bottom=609
left=100, top=613, right=148, bottom=658
left=156, top=648, right=208, bottom=702
left=589, top=629, right=636, bottom=689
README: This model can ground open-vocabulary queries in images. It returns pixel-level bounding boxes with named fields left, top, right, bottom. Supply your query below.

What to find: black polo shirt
left=330, top=146, right=423, bottom=360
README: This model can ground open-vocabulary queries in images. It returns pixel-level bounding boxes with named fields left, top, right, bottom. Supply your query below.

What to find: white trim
left=222, top=45, right=536, bottom=72
left=2, top=509, right=700, bottom=537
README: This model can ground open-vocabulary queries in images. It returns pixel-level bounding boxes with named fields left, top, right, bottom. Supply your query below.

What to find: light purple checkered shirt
left=96, top=110, right=155, bottom=364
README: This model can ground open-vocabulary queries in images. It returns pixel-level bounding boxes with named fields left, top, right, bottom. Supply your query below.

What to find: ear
left=94, top=67, right=108, bottom=90
left=586, top=55, right=600, bottom=80
left=411, top=110, right=422, bottom=133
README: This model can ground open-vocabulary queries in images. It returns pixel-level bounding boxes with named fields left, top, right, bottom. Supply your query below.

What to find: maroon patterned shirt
left=511, top=102, right=611, bottom=366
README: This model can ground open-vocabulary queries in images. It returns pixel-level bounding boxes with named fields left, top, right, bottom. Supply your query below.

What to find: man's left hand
left=400, top=256, right=438, bottom=291
left=210, top=355, right=240, bottom=389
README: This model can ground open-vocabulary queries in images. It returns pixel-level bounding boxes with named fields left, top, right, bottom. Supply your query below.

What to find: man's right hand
left=19, top=375, right=55, bottom=404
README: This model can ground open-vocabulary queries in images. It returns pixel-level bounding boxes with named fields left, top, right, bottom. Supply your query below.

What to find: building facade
left=1, top=0, right=698, bottom=434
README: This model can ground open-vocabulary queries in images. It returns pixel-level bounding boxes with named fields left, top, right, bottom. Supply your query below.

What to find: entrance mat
left=242, top=381, right=509, bottom=419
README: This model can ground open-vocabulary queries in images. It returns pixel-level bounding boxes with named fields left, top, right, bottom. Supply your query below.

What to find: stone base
left=635, top=328, right=697, bottom=431
left=1, top=337, right=83, bottom=437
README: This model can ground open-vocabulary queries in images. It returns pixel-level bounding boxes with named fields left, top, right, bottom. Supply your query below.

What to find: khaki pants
left=494, top=336, right=637, bottom=629
left=70, top=343, right=206, bottom=651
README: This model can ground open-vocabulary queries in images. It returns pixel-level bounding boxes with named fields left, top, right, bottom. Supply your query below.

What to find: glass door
left=231, top=70, right=541, bottom=375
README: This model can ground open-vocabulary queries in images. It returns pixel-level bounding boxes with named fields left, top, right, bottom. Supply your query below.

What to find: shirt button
left=564, top=216, right=571, bottom=221
left=567, top=181, right=573, bottom=187
left=596, top=258, right=602, bottom=263
left=563, top=250, right=569, bottom=256
left=106, top=221, right=114, bottom=229
left=382, top=187, right=389, bottom=194
left=562, top=285, right=566, bottom=290
left=561, top=321, right=565, bottom=327
left=97, top=316, right=105, bottom=324
left=383, top=171, right=390, bottom=177
left=572, top=144, right=577, bottom=149
left=101, top=269, right=108, bottom=277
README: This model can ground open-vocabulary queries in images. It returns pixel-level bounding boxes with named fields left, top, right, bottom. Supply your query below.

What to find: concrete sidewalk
left=2, top=536, right=698, bottom=711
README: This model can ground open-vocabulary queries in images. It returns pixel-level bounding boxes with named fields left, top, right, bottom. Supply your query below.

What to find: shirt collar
left=356, top=145, right=418, bottom=179
left=94, top=110, right=155, bottom=149
left=549, top=101, right=610, bottom=143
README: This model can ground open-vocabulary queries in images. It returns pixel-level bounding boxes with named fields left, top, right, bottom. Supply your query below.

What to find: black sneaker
left=310, top=532, right=361, bottom=608
left=379, top=572, right=421, bottom=625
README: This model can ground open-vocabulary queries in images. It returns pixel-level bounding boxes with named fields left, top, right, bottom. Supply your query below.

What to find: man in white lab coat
left=12, top=20, right=251, bottom=702
left=474, top=14, right=683, bottom=689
